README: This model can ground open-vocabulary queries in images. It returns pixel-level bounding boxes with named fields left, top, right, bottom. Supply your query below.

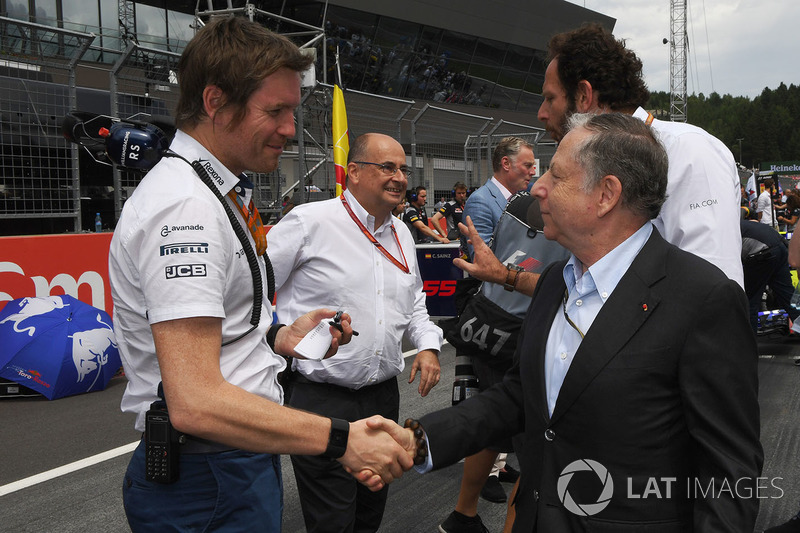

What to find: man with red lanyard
left=266, top=132, right=443, bottom=533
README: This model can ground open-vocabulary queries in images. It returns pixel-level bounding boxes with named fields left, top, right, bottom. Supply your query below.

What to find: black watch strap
left=322, top=417, right=350, bottom=458
left=266, top=324, right=286, bottom=352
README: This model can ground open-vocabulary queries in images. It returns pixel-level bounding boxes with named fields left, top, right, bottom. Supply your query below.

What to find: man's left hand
left=276, top=309, right=353, bottom=359
left=409, top=350, right=440, bottom=397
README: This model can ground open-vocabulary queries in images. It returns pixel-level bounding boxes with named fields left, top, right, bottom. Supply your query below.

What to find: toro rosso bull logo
left=0, top=296, right=69, bottom=336
left=0, top=296, right=121, bottom=395
left=69, top=314, right=117, bottom=388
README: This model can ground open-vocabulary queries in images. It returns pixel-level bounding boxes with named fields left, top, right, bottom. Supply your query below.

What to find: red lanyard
left=340, top=195, right=410, bottom=274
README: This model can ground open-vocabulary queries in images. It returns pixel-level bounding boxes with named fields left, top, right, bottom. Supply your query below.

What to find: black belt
left=292, top=373, right=396, bottom=394
left=181, top=435, right=236, bottom=455
left=141, top=433, right=236, bottom=455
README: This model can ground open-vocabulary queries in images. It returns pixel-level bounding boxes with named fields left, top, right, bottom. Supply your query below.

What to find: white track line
left=0, top=344, right=443, bottom=497
left=0, top=441, right=139, bottom=496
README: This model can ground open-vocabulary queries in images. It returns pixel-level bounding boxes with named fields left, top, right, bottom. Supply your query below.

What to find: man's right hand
left=338, top=416, right=416, bottom=491
left=453, top=215, right=539, bottom=296
left=453, top=215, right=506, bottom=285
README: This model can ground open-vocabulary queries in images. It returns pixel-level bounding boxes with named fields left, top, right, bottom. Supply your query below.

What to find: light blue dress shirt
left=416, top=223, right=653, bottom=473
left=544, top=223, right=653, bottom=416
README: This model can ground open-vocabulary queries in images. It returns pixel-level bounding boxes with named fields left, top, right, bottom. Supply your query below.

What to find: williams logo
left=165, top=264, right=207, bottom=279
left=159, top=242, right=210, bottom=256
left=161, top=224, right=205, bottom=237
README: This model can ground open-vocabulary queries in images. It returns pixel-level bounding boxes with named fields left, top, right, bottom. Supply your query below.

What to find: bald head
left=346, top=133, right=409, bottom=224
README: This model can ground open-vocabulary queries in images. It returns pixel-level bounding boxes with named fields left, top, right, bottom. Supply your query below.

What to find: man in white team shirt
left=109, top=18, right=413, bottom=532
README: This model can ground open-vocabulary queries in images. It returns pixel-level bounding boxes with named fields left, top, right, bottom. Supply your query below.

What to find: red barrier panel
left=0, top=233, right=113, bottom=314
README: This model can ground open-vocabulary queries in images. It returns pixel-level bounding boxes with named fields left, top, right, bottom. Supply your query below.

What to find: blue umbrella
left=0, top=295, right=122, bottom=400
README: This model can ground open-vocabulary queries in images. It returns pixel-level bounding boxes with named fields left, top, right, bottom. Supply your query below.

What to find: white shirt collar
left=490, top=177, right=513, bottom=201
left=342, top=189, right=395, bottom=234
left=563, top=222, right=653, bottom=301
left=170, top=130, right=241, bottom=196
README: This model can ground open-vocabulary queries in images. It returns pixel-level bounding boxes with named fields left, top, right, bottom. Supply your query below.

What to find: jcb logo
left=423, top=280, right=457, bottom=297
left=165, top=264, right=207, bottom=279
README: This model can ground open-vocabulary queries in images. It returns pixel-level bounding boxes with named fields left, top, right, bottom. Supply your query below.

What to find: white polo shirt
left=110, top=130, right=284, bottom=432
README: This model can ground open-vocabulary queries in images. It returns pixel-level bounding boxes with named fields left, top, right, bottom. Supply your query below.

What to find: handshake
left=337, top=416, right=427, bottom=492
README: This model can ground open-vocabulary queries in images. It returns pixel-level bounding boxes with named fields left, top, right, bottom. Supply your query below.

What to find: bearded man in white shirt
left=535, top=23, right=744, bottom=288
left=266, top=132, right=443, bottom=533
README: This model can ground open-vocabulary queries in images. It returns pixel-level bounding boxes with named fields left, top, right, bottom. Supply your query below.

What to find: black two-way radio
left=144, top=399, right=181, bottom=483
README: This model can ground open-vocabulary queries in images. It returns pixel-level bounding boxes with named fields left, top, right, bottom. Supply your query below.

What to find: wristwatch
left=322, top=417, right=350, bottom=458
left=504, top=264, right=524, bottom=292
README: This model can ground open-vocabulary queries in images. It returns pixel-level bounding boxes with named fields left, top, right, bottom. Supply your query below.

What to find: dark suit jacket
left=421, top=229, right=763, bottom=532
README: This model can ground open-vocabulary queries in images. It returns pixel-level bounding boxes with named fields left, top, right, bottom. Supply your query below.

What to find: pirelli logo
left=159, top=242, right=210, bottom=256
left=165, top=264, right=207, bottom=279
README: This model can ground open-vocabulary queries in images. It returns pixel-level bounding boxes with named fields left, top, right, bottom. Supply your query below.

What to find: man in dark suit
left=373, top=112, right=763, bottom=532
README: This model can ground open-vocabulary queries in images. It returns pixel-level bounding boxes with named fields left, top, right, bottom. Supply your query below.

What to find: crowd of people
left=108, top=15, right=800, bottom=533
left=324, top=20, right=493, bottom=107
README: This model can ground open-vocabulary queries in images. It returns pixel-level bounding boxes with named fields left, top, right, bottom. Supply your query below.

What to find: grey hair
left=567, top=113, right=668, bottom=219
left=492, top=136, right=535, bottom=172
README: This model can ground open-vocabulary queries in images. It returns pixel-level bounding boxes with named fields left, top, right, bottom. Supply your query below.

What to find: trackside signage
left=760, top=161, right=800, bottom=175
left=0, top=233, right=113, bottom=314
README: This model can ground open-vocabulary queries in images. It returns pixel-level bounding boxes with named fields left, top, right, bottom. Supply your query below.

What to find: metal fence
left=464, top=119, right=548, bottom=187
left=410, top=104, right=493, bottom=200
left=288, top=85, right=547, bottom=212
left=0, top=16, right=94, bottom=231
left=109, top=43, right=181, bottom=219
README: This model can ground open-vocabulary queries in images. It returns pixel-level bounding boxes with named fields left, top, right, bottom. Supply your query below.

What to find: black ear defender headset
left=63, top=112, right=273, bottom=346
left=452, top=181, right=467, bottom=199
left=409, top=185, right=425, bottom=203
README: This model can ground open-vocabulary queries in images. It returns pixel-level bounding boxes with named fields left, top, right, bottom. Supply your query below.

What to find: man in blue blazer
left=378, top=113, right=763, bottom=532
left=462, top=137, right=537, bottom=258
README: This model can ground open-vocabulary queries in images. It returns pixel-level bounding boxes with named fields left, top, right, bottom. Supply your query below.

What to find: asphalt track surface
left=1, top=335, right=799, bottom=533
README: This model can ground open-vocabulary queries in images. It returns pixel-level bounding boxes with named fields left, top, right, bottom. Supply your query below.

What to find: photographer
left=109, top=17, right=412, bottom=532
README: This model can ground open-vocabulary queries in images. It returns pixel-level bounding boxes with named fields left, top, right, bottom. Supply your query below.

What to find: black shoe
left=765, top=511, right=800, bottom=533
left=498, top=464, right=520, bottom=484
left=480, top=475, right=507, bottom=503
left=439, top=510, right=489, bottom=533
